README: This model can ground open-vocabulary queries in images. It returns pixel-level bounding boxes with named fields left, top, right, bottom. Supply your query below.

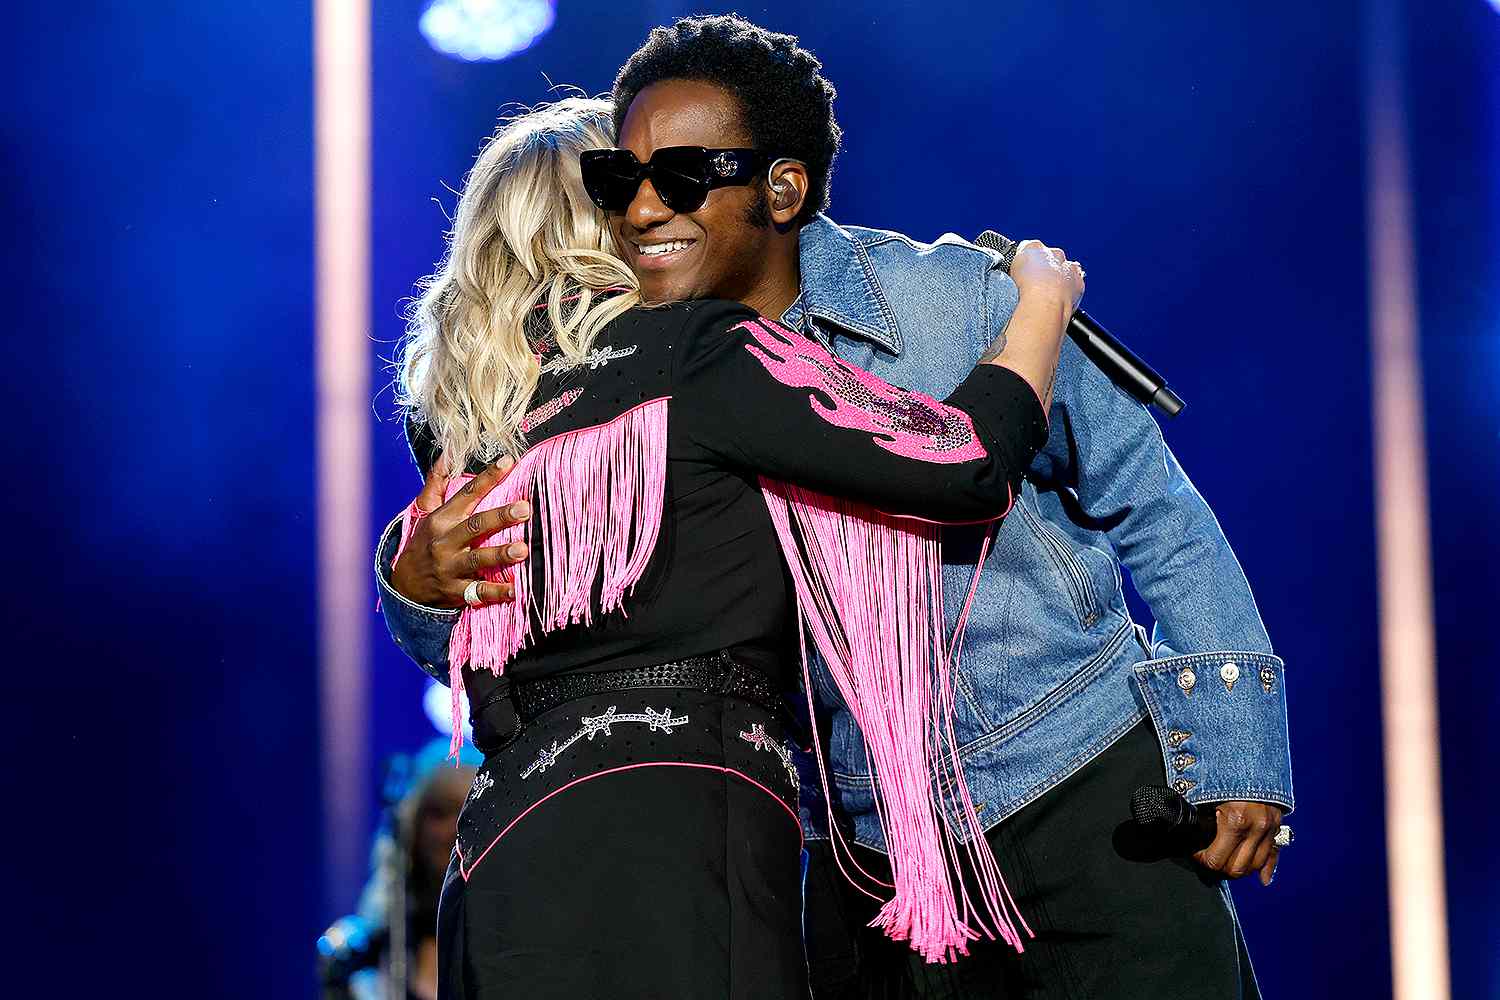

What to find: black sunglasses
left=579, top=146, right=771, bottom=214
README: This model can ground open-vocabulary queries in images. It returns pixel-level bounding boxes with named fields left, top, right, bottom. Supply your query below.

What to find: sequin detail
left=519, top=705, right=689, bottom=779
left=738, top=317, right=986, bottom=464
left=468, top=771, right=495, bottom=801
left=519, top=388, right=582, bottom=433
left=738, top=723, right=798, bottom=791
left=538, top=344, right=638, bottom=376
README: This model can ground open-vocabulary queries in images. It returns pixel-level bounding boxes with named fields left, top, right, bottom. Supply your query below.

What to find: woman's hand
left=390, top=454, right=533, bottom=608
left=977, top=239, right=1085, bottom=413
left=1008, top=239, right=1085, bottom=324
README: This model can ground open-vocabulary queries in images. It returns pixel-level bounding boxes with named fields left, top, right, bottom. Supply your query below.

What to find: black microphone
left=1130, top=784, right=1216, bottom=852
left=973, top=231, right=1185, bottom=417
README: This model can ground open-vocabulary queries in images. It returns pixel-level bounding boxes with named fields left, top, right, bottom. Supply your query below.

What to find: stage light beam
left=315, top=0, right=372, bottom=917
left=1365, top=1, right=1451, bottom=997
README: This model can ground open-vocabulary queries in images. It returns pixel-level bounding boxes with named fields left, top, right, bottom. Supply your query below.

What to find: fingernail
left=496, top=455, right=515, bottom=471
left=506, top=542, right=528, bottom=560
left=510, top=500, right=531, bottom=519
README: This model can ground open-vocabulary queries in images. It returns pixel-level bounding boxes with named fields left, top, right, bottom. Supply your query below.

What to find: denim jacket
left=374, top=214, right=1295, bottom=851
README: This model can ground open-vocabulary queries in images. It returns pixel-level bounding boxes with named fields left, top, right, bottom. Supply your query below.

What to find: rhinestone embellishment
left=538, top=343, right=638, bottom=376
left=519, top=388, right=581, bottom=433
left=1260, top=665, right=1276, bottom=694
left=1172, top=778, right=1196, bottom=795
left=520, top=705, right=689, bottom=779
left=1173, top=752, right=1198, bottom=772
left=1220, top=661, right=1240, bottom=693
left=468, top=771, right=495, bottom=801
left=1177, top=668, right=1197, bottom=695
left=1166, top=729, right=1192, bottom=749
left=738, top=723, right=799, bottom=791
left=711, top=152, right=737, bottom=177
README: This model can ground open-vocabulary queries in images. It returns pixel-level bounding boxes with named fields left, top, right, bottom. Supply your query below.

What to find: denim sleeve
left=373, top=512, right=459, bottom=685
left=1026, top=318, right=1294, bottom=815
left=793, top=744, right=832, bottom=842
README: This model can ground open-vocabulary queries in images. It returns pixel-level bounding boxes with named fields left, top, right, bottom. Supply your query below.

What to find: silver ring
left=1273, top=824, right=1294, bottom=848
left=463, top=580, right=484, bottom=608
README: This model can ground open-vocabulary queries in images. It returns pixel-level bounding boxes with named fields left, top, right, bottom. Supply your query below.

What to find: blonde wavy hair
left=396, top=97, right=640, bottom=470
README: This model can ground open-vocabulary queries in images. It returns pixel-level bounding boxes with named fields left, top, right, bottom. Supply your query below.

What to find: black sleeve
left=404, top=414, right=440, bottom=480
left=671, top=300, right=1049, bottom=523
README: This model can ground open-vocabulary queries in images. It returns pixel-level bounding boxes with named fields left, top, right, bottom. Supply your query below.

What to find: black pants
left=804, top=721, right=1260, bottom=999
left=437, top=688, right=806, bottom=1000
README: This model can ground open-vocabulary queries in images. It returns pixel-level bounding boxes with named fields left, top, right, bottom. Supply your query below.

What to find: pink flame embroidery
left=738, top=318, right=986, bottom=464
left=519, top=388, right=581, bottom=433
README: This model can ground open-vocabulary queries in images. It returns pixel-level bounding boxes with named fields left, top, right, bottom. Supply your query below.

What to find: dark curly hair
left=612, top=14, right=842, bottom=226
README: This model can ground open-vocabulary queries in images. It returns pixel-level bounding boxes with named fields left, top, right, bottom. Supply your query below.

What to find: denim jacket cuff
left=1132, top=650, right=1295, bottom=814
left=374, top=513, right=459, bottom=683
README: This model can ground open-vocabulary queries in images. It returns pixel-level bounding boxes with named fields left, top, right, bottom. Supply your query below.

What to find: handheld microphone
left=1130, top=784, right=1216, bottom=852
left=973, top=230, right=1185, bottom=417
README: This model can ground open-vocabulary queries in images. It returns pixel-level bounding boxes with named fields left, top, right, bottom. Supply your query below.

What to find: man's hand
left=1193, top=801, right=1284, bottom=886
left=390, top=454, right=532, bottom=608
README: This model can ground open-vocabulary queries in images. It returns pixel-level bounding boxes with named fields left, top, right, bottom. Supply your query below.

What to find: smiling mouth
left=633, top=238, right=698, bottom=263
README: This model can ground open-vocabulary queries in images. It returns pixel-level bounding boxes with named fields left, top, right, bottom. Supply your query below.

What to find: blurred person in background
left=320, top=742, right=476, bottom=1000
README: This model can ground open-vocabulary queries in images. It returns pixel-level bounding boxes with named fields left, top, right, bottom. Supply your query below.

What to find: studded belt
left=512, top=651, right=783, bottom=724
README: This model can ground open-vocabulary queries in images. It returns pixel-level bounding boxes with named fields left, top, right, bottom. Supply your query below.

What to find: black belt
left=512, top=651, right=783, bottom=723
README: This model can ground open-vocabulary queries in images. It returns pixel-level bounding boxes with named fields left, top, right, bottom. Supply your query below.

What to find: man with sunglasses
left=377, top=14, right=1293, bottom=999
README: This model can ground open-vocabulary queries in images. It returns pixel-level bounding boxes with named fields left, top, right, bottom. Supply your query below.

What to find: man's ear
left=767, top=158, right=810, bottom=224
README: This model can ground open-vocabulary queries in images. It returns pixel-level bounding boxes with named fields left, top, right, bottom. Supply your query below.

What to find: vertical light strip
left=1364, top=1, right=1450, bottom=997
left=315, top=0, right=371, bottom=914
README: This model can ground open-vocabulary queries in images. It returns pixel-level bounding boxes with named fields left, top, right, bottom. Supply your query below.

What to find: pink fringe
left=761, top=479, right=1032, bottom=963
left=395, top=398, right=670, bottom=757
left=394, top=498, right=431, bottom=561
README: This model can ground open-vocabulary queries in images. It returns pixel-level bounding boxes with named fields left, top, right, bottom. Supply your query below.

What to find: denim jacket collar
left=788, top=214, right=904, bottom=355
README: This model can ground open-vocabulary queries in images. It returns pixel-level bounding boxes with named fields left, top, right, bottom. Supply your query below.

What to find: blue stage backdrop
left=8, top=1, right=1496, bottom=997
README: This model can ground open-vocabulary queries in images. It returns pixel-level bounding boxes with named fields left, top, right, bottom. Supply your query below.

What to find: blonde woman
left=382, top=98, right=1078, bottom=998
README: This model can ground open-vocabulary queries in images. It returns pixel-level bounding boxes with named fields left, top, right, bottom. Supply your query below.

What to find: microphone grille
left=1130, top=784, right=1175, bottom=826
left=974, top=230, right=1018, bottom=272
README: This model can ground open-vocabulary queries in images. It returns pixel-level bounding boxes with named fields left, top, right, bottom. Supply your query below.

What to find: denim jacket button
left=1177, top=669, right=1197, bottom=695
left=1219, top=661, right=1240, bottom=693
left=1166, top=728, right=1192, bottom=749
left=1260, top=665, right=1276, bottom=694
